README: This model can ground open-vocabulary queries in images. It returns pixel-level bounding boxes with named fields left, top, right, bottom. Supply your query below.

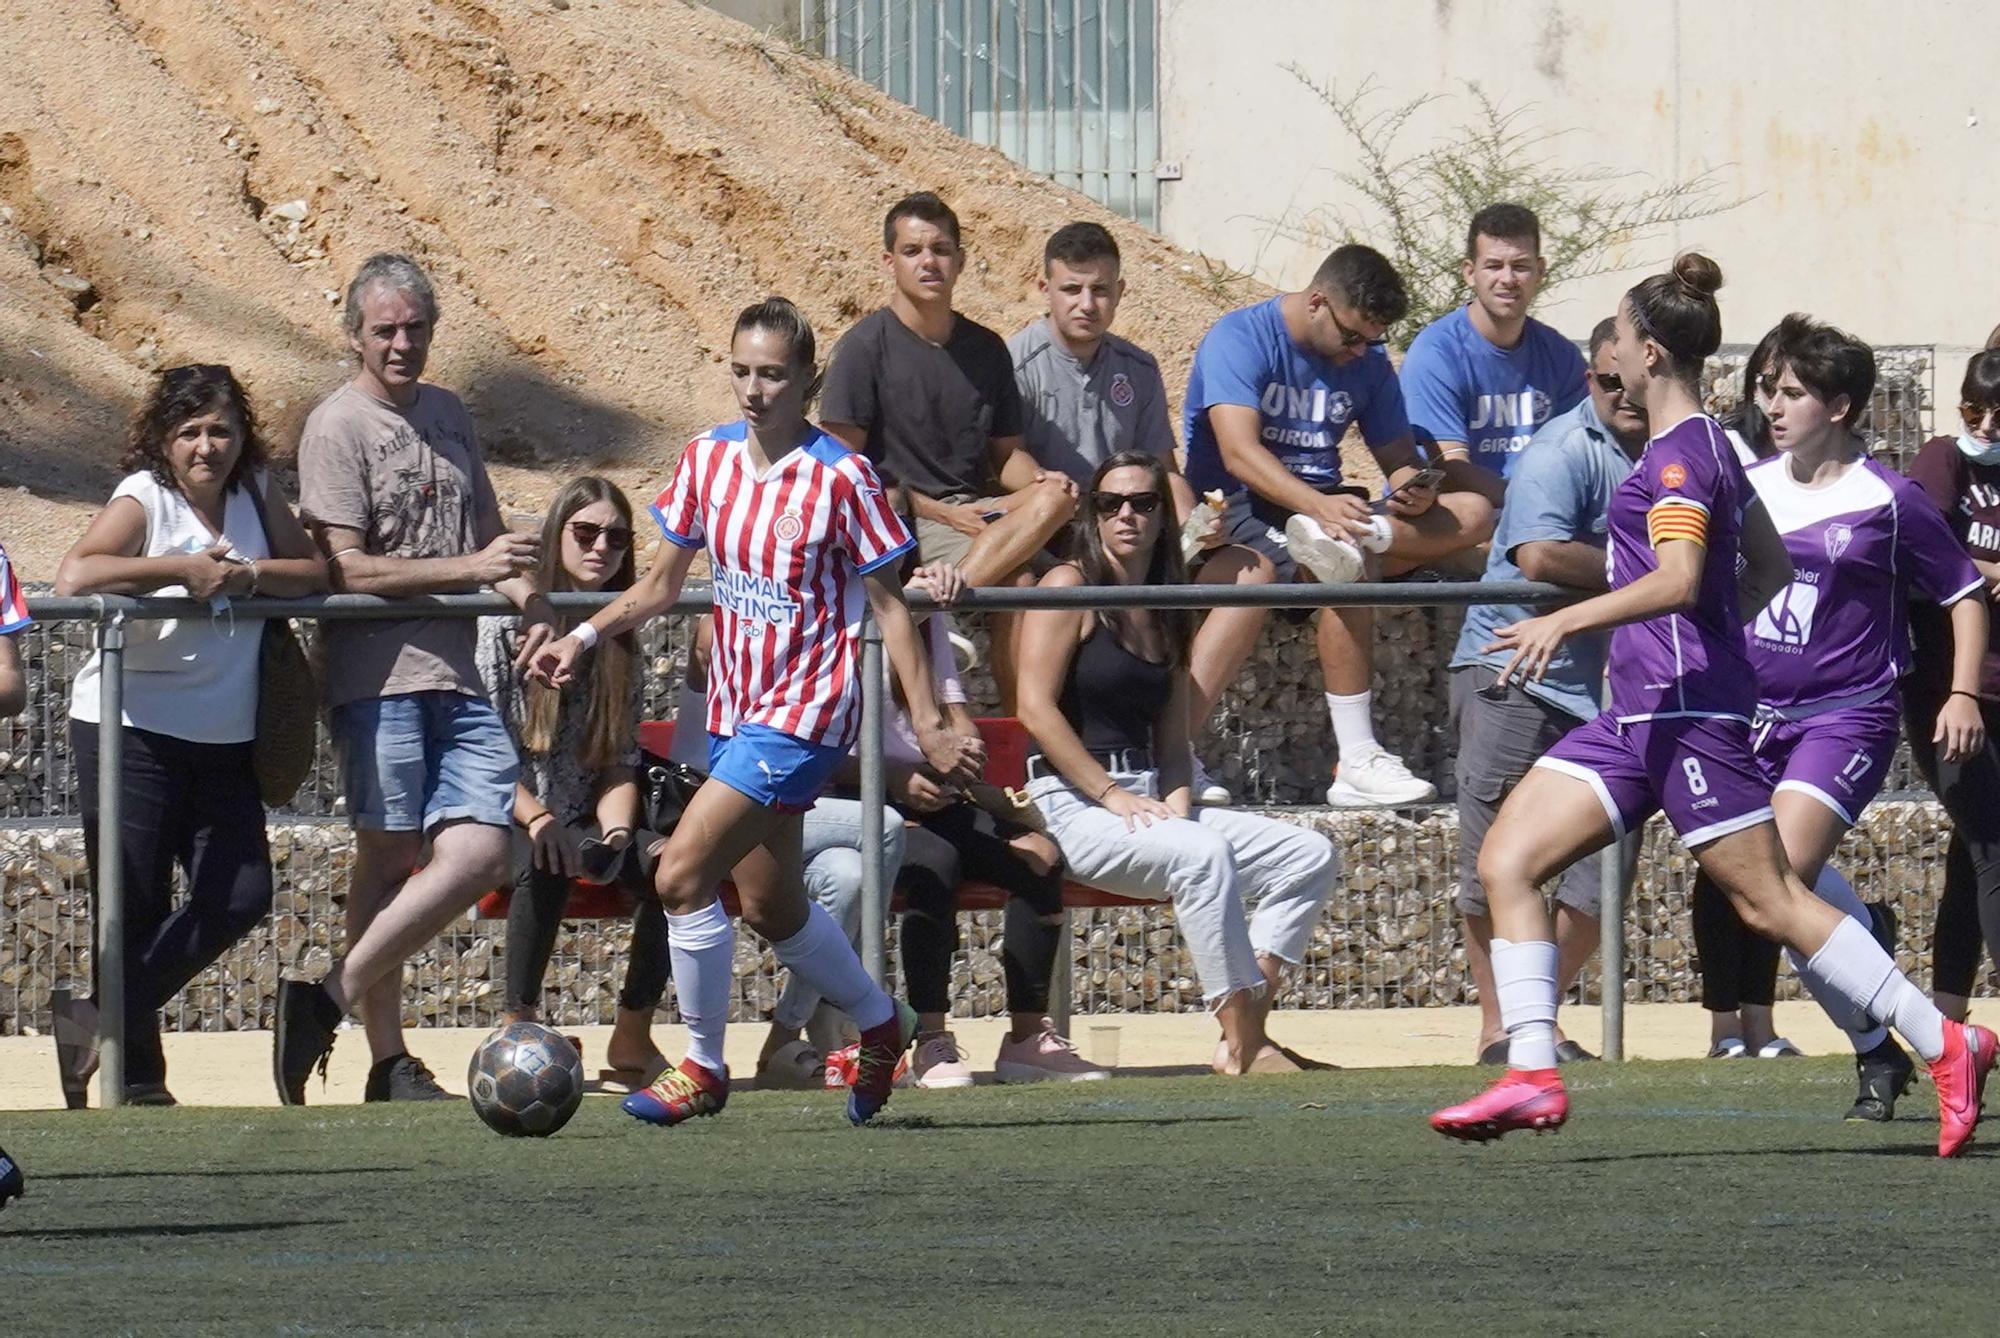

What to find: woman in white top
left=54, top=364, right=327, bottom=1105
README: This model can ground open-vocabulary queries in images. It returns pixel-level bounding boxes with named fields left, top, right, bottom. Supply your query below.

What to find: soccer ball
left=467, top=1021, right=585, bottom=1137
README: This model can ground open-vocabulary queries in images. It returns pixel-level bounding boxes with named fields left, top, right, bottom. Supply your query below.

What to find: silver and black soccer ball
left=467, top=1021, right=585, bottom=1137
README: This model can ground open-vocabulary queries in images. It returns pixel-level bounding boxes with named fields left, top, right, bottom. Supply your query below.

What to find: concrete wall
left=1157, top=0, right=2000, bottom=350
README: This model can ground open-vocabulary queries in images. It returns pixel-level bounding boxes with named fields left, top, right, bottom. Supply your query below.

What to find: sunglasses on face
left=567, top=520, right=632, bottom=551
left=1961, top=401, right=2000, bottom=431
left=1326, top=308, right=1387, bottom=351
left=1091, top=489, right=1162, bottom=518
left=1590, top=372, right=1623, bottom=393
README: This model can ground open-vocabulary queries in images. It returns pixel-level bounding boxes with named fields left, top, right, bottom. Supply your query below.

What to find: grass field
left=3, top=1059, right=1998, bottom=1336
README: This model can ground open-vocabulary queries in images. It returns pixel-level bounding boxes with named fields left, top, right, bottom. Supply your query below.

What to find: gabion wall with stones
left=2, top=344, right=1981, bottom=1036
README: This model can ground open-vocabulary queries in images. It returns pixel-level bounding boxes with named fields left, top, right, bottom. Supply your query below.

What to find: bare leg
left=606, top=1007, right=665, bottom=1073
left=1187, top=545, right=1276, bottom=726
left=1377, top=491, right=1496, bottom=573
left=956, top=478, right=1076, bottom=589
left=1315, top=603, right=1371, bottom=696
left=341, top=830, right=422, bottom=1062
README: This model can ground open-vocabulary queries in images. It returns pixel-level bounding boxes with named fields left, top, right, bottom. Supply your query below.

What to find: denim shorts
left=333, top=691, right=519, bottom=832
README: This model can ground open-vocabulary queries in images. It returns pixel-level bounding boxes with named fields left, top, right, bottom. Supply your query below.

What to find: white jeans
left=773, top=797, right=906, bottom=1031
left=1027, top=769, right=1337, bottom=1003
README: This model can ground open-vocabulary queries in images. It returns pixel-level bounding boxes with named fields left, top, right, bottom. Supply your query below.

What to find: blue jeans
left=332, top=691, right=519, bottom=832
left=772, top=797, right=906, bottom=1031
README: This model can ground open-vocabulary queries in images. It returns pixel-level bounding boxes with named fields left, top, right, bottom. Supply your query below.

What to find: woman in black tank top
left=1018, top=452, right=1338, bottom=1074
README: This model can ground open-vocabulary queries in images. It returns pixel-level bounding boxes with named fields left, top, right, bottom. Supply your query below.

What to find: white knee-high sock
left=667, top=900, right=735, bottom=1073
left=1492, top=937, right=1560, bottom=1071
left=1804, top=915, right=1944, bottom=1062
left=1787, top=867, right=1888, bottom=1053
left=1326, top=690, right=1380, bottom=758
left=773, top=902, right=894, bottom=1032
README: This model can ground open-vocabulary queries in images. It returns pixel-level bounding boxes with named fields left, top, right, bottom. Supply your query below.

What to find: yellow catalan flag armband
left=1647, top=499, right=1709, bottom=549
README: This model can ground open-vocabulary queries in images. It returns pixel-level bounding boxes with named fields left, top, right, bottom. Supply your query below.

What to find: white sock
left=1804, top=915, right=1945, bottom=1062
left=773, top=902, right=894, bottom=1032
left=1786, top=867, right=1888, bottom=1053
left=1326, top=690, right=1379, bottom=759
left=667, top=900, right=735, bottom=1074
left=1492, top=937, right=1560, bottom=1071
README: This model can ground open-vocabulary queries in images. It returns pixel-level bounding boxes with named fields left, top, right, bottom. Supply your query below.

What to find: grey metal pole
left=95, top=606, right=128, bottom=1108
left=858, top=606, right=887, bottom=985
left=1598, top=673, right=1625, bottom=1062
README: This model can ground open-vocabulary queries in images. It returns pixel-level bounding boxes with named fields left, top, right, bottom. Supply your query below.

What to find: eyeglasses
left=567, top=520, right=633, bottom=551
left=1961, top=402, right=2000, bottom=431
left=1091, top=490, right=1161, bottom=517
left=1590, top=372, right=1623, bottom=393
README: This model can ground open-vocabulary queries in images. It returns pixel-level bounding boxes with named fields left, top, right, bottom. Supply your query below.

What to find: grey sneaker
left=364, top=1053, right=458, bottom=1102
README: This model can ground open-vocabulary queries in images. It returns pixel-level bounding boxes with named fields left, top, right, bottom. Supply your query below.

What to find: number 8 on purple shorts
left=1535, top=714, right=1776, bottom=849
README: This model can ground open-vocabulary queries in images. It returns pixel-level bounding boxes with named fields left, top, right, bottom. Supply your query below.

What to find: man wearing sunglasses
left=1184, top=244, right=1495, bottom=807
left=1399, top=204, right=1588, bottom=501
left=1446, top=316, right=1645, bottom=1062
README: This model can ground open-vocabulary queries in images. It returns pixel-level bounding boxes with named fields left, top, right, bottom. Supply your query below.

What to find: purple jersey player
left=1430, top=254, right=1996, bottom=1159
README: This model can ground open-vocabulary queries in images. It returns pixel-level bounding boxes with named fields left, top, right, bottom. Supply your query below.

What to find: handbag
left=638, top=748, right=706, bottom=836
left=243, top=479, right=320, bottom=807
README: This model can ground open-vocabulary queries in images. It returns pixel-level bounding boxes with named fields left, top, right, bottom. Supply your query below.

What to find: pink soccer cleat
left=1430, top=1068, right=1568, bottom=1142
left=1929, top=1019, right=1997, bottom=1158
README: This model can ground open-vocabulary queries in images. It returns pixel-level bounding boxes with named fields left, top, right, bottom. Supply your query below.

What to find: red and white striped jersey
left=0, top=542, right=30, bottom=636
left=650, top=422, right=914, bottom=748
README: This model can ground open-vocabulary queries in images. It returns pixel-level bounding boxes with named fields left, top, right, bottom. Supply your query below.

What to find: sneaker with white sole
left=1283, top=514, right=1363, bottom=584
left=755, top=1038, right=825, bottom=1090
left=994, top=1024, right=1111, bottom=1083
left=1326, top=745, right=1436, bottom=807
left=910, top=1030, right=975, bottom=1089
left=1191, top=757, right=1232, bottom=806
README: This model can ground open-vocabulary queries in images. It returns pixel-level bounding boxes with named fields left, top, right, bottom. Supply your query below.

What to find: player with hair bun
left=531, top=297, right=983, bottom=1127
left=1430, top=254, right=1998, bottom=1155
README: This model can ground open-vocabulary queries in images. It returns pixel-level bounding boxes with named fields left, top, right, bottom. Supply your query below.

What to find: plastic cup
left=1088, top=1023, right=1121, bottom=1070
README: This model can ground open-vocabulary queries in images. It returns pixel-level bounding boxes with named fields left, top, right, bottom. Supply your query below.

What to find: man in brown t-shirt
left=278, top=252, right=553, bottom=1105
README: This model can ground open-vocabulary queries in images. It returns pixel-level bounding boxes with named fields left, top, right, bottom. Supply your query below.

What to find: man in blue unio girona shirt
left=1399, top=203, right=1587, bottom=497
left=1185, top=243, right=1496, bottom=806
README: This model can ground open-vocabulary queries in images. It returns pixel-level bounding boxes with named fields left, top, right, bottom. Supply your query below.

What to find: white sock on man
left=1804, top=915, right=1945, bottom=1062
left=1325, top=690, right=1380, bottom=759
left=1492, top=937, right=1560, bottom=1071
left=667, top=900, right=735, bottom=1074
left=1788, top=867, right=1889, bottom=1052
left=774, top=901, right=895, bottom=1032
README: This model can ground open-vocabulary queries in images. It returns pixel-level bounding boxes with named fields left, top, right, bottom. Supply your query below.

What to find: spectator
left=1904, top=349, right=2000, bottom=1028
left=54, top=364, right=328, bottom=1106
left=1399, top=203, right=1587, bottom=496
left=0, top=537, right=19, bottom=1201
left=1447, top=318, right=1642, bottom=1064
left=866, top=524, right=1104, bottom=1087
left=1010, top=221, right=1273, bottom=806
left=1017, top=450, right=1338, bottom=1073
left=664, top=617, right=909, bottom=1090
left=277, top=253, right=554, bottom=1104
left=1184, top=244, right=1495, bottom=807
left=482, top=477, right=671, bottom=1091
left=822, top=191, right=1077, bottom=709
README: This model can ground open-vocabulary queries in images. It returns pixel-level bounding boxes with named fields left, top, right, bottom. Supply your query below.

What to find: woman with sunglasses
left=1431, top=255, right=1995, bottom=1155
left=1017, top=451, right=1337, bottom=1074
left=1904, top=349, right=2000, bottom=1031
left=54, top=364, right=328, bottom=1105
left=530, top=297, right=981, bottom=1127
left=1697, top=321, right=1986, bottom=1121
left=479, top=476, right=672, bottom=1089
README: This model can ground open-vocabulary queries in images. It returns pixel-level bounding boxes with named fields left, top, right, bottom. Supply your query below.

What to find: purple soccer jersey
left=1603, top=414, right=1756, bottom=723
left=1743, top=455, right=1982, bottom=711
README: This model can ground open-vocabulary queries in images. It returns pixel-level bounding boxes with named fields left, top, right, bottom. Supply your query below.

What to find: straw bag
left=244, top=481, right=319, bottom=807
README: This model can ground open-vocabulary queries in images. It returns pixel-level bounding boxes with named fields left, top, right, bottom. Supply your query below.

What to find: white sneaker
left=1326, top=745, right=1437, bottom=807
left=910, top=1030, right=975, bottom=1089
left=754, top=1038, right=825, bottom=1090
left=1191, top=756, right=1232, bottom=806
left=1283, top=513, right=1363, bottom=584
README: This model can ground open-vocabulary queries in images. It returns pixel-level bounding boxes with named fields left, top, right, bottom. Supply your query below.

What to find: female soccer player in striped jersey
left=1430, top=255, right=1998, bottom=1156
left=532, top=298, right=982, bottom=1127
left=1716, top=319, right=1988, bottom=1119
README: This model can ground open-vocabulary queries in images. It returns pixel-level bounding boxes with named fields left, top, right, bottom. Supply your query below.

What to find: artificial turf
left=2, top=1059, right=1997, bottom=1336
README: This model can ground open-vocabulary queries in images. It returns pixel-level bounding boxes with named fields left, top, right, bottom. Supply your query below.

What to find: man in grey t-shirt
left=1009, top=222, right=1274, bottom=805
left=279, top=252, right=554, bottom=1106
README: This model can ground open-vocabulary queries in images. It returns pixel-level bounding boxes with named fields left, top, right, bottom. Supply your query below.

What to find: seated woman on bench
left=1017, top=451, right=1340, bottom=1074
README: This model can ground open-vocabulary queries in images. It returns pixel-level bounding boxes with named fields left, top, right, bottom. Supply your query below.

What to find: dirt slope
left=0, top=0, right=1289, bottom=577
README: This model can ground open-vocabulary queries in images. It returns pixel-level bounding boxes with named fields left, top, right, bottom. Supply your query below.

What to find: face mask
left=1957, top=432, right=2000, bottom=466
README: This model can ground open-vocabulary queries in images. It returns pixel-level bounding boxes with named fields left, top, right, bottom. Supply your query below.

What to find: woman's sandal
left=597, top=1054, right=670, bottom=1093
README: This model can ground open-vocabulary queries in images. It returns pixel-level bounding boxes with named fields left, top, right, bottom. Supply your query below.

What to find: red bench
left=473, top=718, right=1149, bottom=919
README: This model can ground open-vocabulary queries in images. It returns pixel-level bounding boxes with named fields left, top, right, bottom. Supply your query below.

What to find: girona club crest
left=1109, top=372, right=1135, bottom=407
left=1824, top=522, right=1853, bottom=563
left=774, top=510, right=804, bottom=542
